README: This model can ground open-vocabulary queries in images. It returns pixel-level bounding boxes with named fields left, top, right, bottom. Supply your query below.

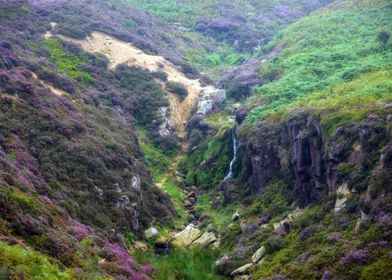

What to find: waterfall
left=224, top=129, right=237, bottom=181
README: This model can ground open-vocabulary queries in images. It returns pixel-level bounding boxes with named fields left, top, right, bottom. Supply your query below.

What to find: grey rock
left=144, top=227, right=159, bottom=239
left=230, top=263, right=253, bottom=276
left=251, top=246, right=266, bottom=263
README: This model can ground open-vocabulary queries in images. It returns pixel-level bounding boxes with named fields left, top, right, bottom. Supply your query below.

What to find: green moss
left=182, top=126, right=232, bottom=188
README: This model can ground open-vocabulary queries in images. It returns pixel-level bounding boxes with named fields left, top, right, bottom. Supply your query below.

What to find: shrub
left=152, top=71, right=168, bottom=81
left=166, top=81, right=189, bottom=101
left=42, top=39, right=93, bottom=85
left=341, top=249, right=370, bottom=265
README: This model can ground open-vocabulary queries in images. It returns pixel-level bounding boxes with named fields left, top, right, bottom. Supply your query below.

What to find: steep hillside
left=180, top=0, right=392, bottom=279
left=0, top=1, right=181, bottom=278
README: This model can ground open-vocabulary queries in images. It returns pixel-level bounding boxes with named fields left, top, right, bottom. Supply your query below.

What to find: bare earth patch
left=46, top=31, right=202, bottom=137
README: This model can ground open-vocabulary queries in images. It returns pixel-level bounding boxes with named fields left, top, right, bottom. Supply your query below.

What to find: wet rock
left=230, top=263, right=253, bottom=276
left=251, top=246, right=266, bottom=263
left=172, top=223, right=202, bottom=248
left=144, top=227, right=159, bottom=239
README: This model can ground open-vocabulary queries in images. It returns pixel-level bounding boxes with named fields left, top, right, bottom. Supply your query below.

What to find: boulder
left=144, top=227, right=159, bottom=239
left=230, top=263, right=253, bottom=276
left=211, top=240, right=220, bottom=249
left=207, top=224, right=216, bottom=232
left=133, top=241, right=149, bottom=252
left=215, top=255, right=232, bottom=267
left=234, top=276, right=250, bottom=280
left=192, top=232, right=217, bottom=248
left=172, top=224, right=202, bottom=248
left=232, top=211, right=241, bottom=221
left=251, top=246, right=266, bottom=263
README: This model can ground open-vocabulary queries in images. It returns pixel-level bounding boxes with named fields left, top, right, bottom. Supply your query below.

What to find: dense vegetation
left=1, top=0, right=391, bottom=279
left=247, top=0, right=392, bottom=122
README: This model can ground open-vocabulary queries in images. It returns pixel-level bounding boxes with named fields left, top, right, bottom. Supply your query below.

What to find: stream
left=224, top=128, right=237, bottom=181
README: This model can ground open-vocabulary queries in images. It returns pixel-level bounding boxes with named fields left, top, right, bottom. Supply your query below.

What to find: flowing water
left=224, top=128, right=237, bottom=181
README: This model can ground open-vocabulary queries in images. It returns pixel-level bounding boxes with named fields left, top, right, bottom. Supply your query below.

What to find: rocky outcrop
left=157, top=107, right=175, bottom=137
left=172, top=224, right=202, bottom=248
left=196, top=86, right=226, bottom=116
left=192, top=231, right=218, bottom=248
left=144, top=227, right=159, bottom=239
left=237, top=110, right=391, bottom=205
left=286, top=114, right=326, bottom=203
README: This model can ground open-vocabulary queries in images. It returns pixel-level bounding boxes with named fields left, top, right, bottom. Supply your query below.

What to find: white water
left=224, top=129, right=237, bottom=181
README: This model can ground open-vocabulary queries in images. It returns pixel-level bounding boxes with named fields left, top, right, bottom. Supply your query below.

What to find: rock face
left=196, top=86, right=226, bottom=116
left=286, top=114, right=326, bottom=203
left=237, top=110, right=391, bottom=205
left=158, top=107, right=175, bottom=136
left=172, top=224, right=202, bottom=248
left=334, top=183, right=351, bottom=213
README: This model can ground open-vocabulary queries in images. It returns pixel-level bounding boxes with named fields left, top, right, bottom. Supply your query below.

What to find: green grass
left=268, top=69, right=392, bottom=133
left=195, top=192, right=238, bottom=231
left=0, top=241, right=73, bottom=279
left=160, top=179, right=188, bottom=226
left=248, top=0, right=392, bottom=122
left=43, top=39, right=93, bottom=85
left=137, top=128, right=173, bottom=182
left=182, top=126, right=232, bottom=188
left=134, top=248, right=224, bottom=280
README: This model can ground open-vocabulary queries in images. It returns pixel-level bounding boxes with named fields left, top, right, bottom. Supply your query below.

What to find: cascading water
left=224, top=128, right=237, bottom=181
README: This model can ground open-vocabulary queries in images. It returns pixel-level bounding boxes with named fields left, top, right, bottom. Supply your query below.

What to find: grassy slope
left=248, top=0, right=392, bottom=122
left=124, top=0, right=329, bottom=78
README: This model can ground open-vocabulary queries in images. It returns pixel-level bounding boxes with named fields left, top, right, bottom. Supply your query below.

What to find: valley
left=0, top=0, right=392, bottom=280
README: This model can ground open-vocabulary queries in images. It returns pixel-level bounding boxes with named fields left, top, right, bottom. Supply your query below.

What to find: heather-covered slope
left=0, top=0, right=180, bottom=278
left=1, top=0, right=392, bottom=279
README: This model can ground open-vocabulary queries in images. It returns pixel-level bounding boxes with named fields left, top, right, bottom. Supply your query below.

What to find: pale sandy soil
left=45, top=31, right=202, bottom=137
left=31, top=72, right=68, bottom=97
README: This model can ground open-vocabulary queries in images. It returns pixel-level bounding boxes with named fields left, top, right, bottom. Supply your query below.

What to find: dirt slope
left=45, top=31, right=201, bottom=137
